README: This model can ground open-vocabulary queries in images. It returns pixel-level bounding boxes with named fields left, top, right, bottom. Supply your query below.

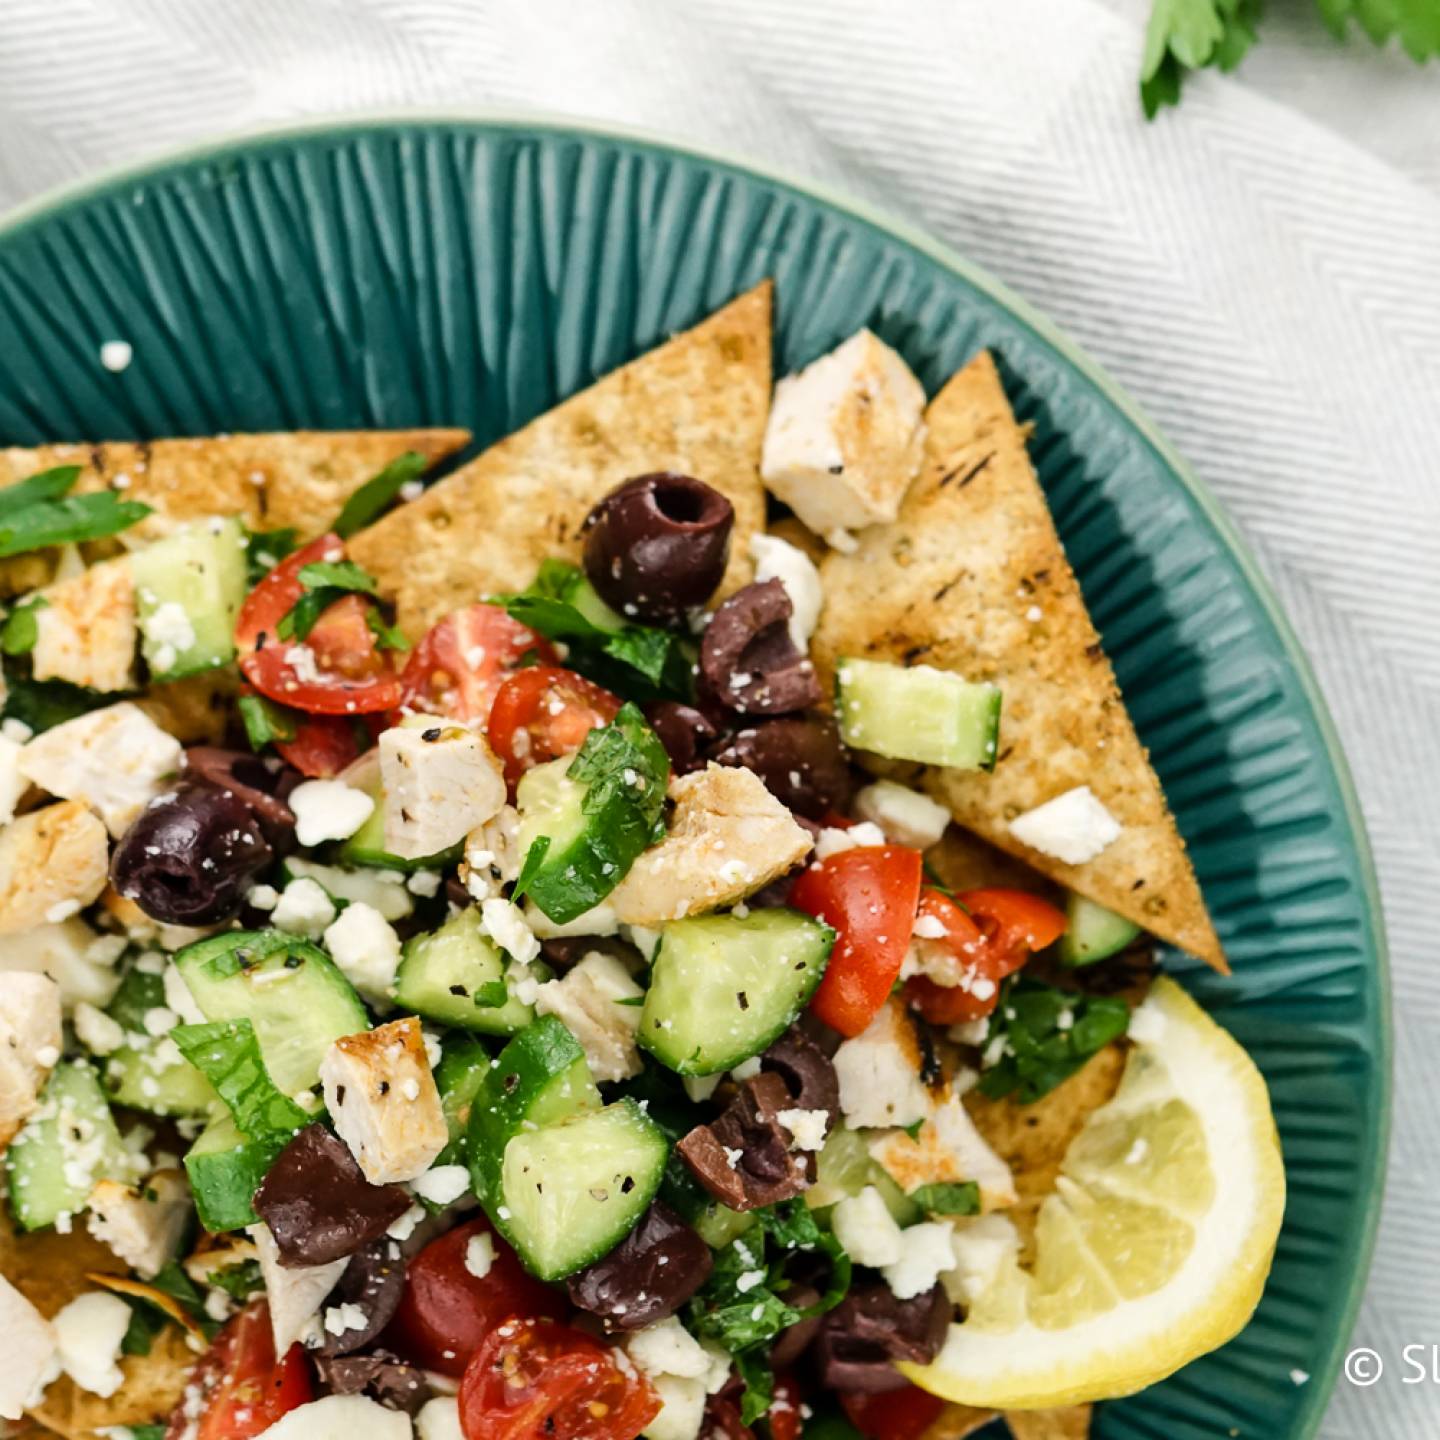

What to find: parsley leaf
left=209, top=1258, right=264, bottom=1302
left=568, top=702, right=670, bottom=832
left=276, top=559, right=383, bottom=642
left=909, top=1181, right=980, bottom=1216
left=366, top=608, right=411, bottom=652
left=238, top=693, right=299, bottom=749
left=1, top=670, right=116, bottom=733
left=0, top=465, right=82, bottom=516
left=334, top=450, right=429, bottom=539
left=0, top=491, right=151, bottom=558
left=245, top=527, right=298, bottom=585
left=978, top=977, right=1129, bottom=1103
left=0, top=598, right=46, bottom=656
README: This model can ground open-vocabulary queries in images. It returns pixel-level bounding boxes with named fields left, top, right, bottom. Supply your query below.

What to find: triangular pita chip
left=0, top=427, right=469, bottom=595
left=350, top=284, right=773, bottom=635
left=813, top=352, right=1223, bottom=970
left=922, top=1404, right=999, bottom=1440
left=1005, top=1406, right=1092, bottom=1440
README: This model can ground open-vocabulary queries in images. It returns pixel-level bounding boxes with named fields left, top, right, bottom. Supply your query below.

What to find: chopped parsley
left=977, top=977, right=1129, bottom=1102
left=0, top=490, right=151, bottom=558
left=334, top=450, right=429, bottom=538
left=276, top=558, right=383, bottom=642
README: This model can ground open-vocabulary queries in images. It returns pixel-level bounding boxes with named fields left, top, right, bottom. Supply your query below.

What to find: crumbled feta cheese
left=162, top=964, right=206, bottom=1026
left=271, top=877, right=338, bottom=940
left=464, top=1232, right=495, bottom=1279
left=139, top=600, right=196, bottom=674
left=852, top=780, right=951, bottom=850
left=322, top=902, right=402, bottom=1003
left=72, top=1001, right=125, bottom=1056
left=625, top=1316, right=712, bottom=1379
left=777, top=1108, right=829, bottom=1151
left=289, top=779, right=375, bottom=847
left=831, top=1187, right=904, bottom=1267
left=912, top=913, right=948, bottom=940
left=406, top=870, right=442, bottom=897
left=479, top=897, right=540, bottom=966
left=411, top=1164, right=470, bottom=1206
left=882, top=1221, right=957, bottom=1300
left=813, top=820, right=887, bottom=861
left=730, top=1056, right=762, bottom=1082
left=643, top=1375, right=707, bottom=1440
left=682, top=1074, right=722, bottom=1104
left=387, top=1203, right=426, bottom=1241
left=99, top=340, right=133, bottom=372
left=324, top=1302, right=368, bottom=1336
left=1008, top=786, right=1121, bottom=866
left=749, top=533, right=823, bottom=646
left=246, top=883, right=280, bottom=911
left=51, top=1290, right=131, bottom=1396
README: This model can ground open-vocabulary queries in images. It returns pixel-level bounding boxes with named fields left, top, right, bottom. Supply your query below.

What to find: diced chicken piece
left=832, top=998, right=934, bottom=1129
left=761, top=329, right=926, bottom=547
left=0, top=971, right=62, bottom=1149
left=852, top=780, right=951, bottom=850
left=0, top=1274, right=58, bottom=1420
left=30, top=557, right=138, bottom=693
left=0, top=801, right=110, bottom=936
left=0, top=918, right=126, bottom=1010
left=869, top=1092, right=1016, bottom=1211
left=534, top=952, right=644, bottom=1083
left=86, top=1169, right=192, bottom=1279
left=20, top=702, right=182, bottom=838
left=245, top=1393, right=413, bottom=1440
left=380, top=718, right=507, bottom=861
left=609, top=765, right=811, bottom=926
left=319, top=1016, right=448, bottom=1185
left=0, top=733, right=29, bottom=824
left=460, top=804, right=522, bottom=901
left=248, top=1222, right=348, bottom=1354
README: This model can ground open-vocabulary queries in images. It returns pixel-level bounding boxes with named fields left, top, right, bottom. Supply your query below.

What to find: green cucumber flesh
left=175, top=930, right=368, bottom=1093
left=104, top=1042, right=217, bottom=1117
left=1058, top=893, right=1142, bottom=966
left=639, top=908, right=835, bottom=1075
left=6, top=1061, right=128, bottom=1231
left=806, top=1123, right=921, bottom=1226
left=835, top=656, right=1001, bottom=770
left=395, top=906, right=537, bottom=1033
left=184, top=1113, right=269, bottom=1231
left=130, top=517, right=248, bottom=680
left=498, top=1099, right=668, bottom=1280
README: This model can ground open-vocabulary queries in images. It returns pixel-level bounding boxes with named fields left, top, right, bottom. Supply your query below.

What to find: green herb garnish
left=237, top=692, right=299, bottom=750
left=0, top=490, right=151, bottom=558
left=245, top=527, right=298, bottom=585
left=909, top=1181, right=980, bottom=1216
left=276, top=558, right=383, bottom=642
left=334, top=450, right=429, bottom=539
left=0, top=598, right=46, bottom=656
left=0, top=464, right=82, bottom=516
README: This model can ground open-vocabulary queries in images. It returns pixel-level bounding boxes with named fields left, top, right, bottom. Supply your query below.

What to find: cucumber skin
left=395, top=908, right=537, bottom=1034
left=1059, top=893, right=1142, bottom=967
left=638, top=909, right=835, bottom=1076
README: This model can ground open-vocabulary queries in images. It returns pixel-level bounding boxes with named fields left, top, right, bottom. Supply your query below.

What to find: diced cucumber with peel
left=498, top=1100, right=670, bottom=1280
left=639, top=909, right=835, bottom=1075
left=6, top=1061, right=128, bottom=1231
left=184, top=1113, right=270, bottom=1231
left=104, top=1042, right=217, bottom=1118
left=1058, top=893, right=1141, bottom=966
left=835, top=657, right=1001, bottom=770
left=175, top=930, right=369, bottom=1093
left=130, top=517, right=248, bottom=680
left=335, top=766, right=460, bottom=873
left=395, top=906, right=540, bottom=1033
left=806, top=1123, right=921, bottom=1226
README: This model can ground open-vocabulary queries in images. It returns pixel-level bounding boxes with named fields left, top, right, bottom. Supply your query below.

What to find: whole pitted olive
left=699, top=580, right=823, bottom=716
left=582, top=473, right=734, bottom=624
left=110, top=780, right=274, bottom=926
left=644, top=700, right=722, bottom=775
left=708, top=714, right=852, bottom=818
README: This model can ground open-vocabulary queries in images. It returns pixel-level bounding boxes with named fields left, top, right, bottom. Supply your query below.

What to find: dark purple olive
left=699, top=580, right=822, bottom=716
left=813, top=1284, right=951, bottom=1393
left=582, top=473, right=734, bottom=624
left=184, top=747, right=300, bottom=850
left=645, top=701, right=722, bottom=774
left=769, top=1284, right=823, bottom=1369
left=313, top=1351, right=428, bottom=1414
left=567, top=1202, right=713, bottom=1330
left=314, top=1238, right=408, bottom=1357
left=110, top=780, right=273, bottom=926
left=708, top=715, right=852, bottom=819
left=761, top=1027, right=840, bottom=1123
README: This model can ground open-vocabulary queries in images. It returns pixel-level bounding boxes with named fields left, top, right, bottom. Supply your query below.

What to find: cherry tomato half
left=169, top=1300, right=312, bottom=1440
left=236, top=535, right=401, bottom=715
left=488, top=666, right=622, bottom=785
left=458, top=1315, right=660, bottom=1440
left=764, top=1374, right=803, bottom=1440
left=840, top=1385, right=945, bottom=1440
left=270, top=710, right=374, bottom=778
left=904, top=886, right=1067, bottom=1025
left=790, top=844, right=924, bottom=1038
left=385, top=1217, right=565, bottom=1378
left=399, top=603, right=556, bottom=724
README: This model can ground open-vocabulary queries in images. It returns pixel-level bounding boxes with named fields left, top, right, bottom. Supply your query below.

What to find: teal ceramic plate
left=0, top=117, right=1387, bottom=1438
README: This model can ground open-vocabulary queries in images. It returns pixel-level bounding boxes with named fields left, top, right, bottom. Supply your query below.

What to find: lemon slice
left=903, top=976, right=1285, bottom=1410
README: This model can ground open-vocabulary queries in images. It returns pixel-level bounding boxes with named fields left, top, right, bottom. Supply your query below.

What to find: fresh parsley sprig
left=334, top=450, right=429, bottom=538
left=275, top=558, right=382, bottom=642
left=0, top=489, right=151, bottom=558
left=978, top=977, right=1129, bottom=1102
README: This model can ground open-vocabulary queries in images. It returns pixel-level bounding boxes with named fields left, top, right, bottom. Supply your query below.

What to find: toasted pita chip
left=1005, top=1405, right=1092, bottom=1439
left=136, top=666, right=241, bottom=745
left=0, top=1209, right=194, bottom=1438
left=86, top=1271, right=206, bottom=1343
left=812, top=352, right=1223, bottom=970
left=964, top=1044, right=1125, bottom=1262
left=350, top=284, right=772, bottom=635
left=922, top=1404, right=1000, bottom=1440
left=924, top=825, right=1063, bottom=899
left=0, top=428, right=469, bottom=595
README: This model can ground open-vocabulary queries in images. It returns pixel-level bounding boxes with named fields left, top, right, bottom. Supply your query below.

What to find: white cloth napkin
left=0, top=3, right=1436, bottom=1435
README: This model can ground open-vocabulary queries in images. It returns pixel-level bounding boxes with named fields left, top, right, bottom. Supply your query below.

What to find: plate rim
left=0, top=109, right=1392, bottom=1434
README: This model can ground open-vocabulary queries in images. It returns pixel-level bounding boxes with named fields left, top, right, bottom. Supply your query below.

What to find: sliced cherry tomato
left=458, top=1315, right=660, bottom=1440
left=237, top=534, right=401, bottom=714
left=904, top=886, right=1067, bottom=1025
left=169, top=1300, right=312, bottom=1440
left=271, top=711, right=362, bottom=778
left=488, top=666, right=622, bottom=784
left=399, top=603, right=556, bottom=724
left=791, top=845, right=924, bottom=1038
left=385, top=1217, right=565, bottom=1378
left=702, top=1399, right=755, bottom=1440
left=764, top=1374, right=803, bottom=1440
left=840, top=1385, right=945, bottom=1440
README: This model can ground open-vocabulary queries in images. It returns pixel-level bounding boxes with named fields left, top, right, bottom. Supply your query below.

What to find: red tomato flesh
left=488, top=666, right=622, bottom=785
left=790, top=845, right=924, bottom=1037
left=170, top=1300, right=312, bottom=1440
left=458, top=1315, right=660, bottom=1440
left=399, top=603, right=556, bottom=724
left=840, top=1385, right=945, bottom=1440
left=385, top=1218, right=565, bottom=1378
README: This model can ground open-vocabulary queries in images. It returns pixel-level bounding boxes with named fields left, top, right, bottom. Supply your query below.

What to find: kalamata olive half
left=567, top=1202, right=713, bottom=1330
left=184, top=747, right=300, bottom=850
left=110, top=780, right=274, bottom=926
left=708, top=714, right=852, bottom=819
left=699, top=580, right=822, bottom=716
left=645, top=701, right=722, bottom=774
left=582, top=473, right=734, bottom=624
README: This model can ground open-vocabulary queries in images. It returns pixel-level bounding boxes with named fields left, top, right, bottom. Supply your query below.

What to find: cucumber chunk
left=101, top=962, right=215, bottom=1117
left=1058, top=893, right=1142, bottom=966
left=130, top=517, right=248, bottom=680
left=835, top=657, right=1001, bottom=770
left=499, top=1100, right=669, bottom=1280
left=175, top=930, right=369, bottom=1093
left=395, top=907, right=539, bottom=1033
left=6, top=1061, right=128, bottom=1231
left=184, top=1113, right=269, bottom=1231
left=639, top=909, right=835, bottom=1076
left=805, top=1123, right=920, bottom=1226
